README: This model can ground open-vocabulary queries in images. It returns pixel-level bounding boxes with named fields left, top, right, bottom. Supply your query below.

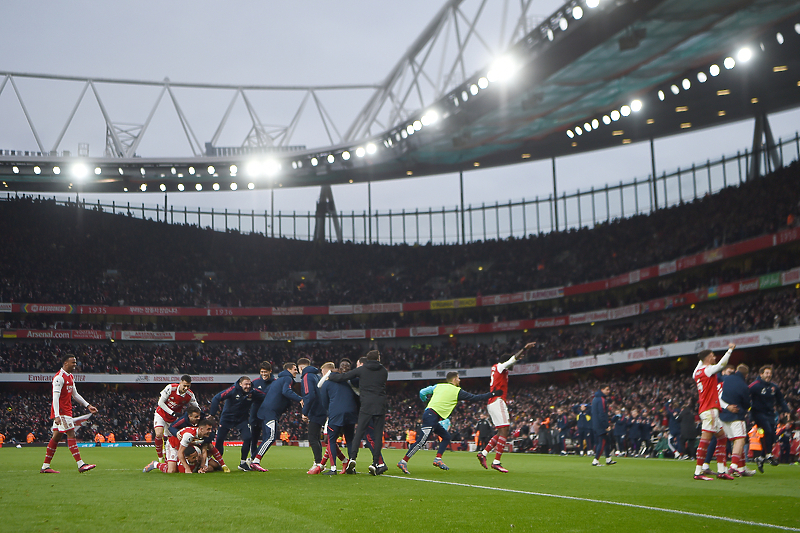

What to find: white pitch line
left=384, top=475, right=800, bottom=532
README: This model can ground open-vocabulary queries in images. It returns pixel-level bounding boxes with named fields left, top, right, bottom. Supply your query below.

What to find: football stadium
left=1, top=1, right=799, bottom=531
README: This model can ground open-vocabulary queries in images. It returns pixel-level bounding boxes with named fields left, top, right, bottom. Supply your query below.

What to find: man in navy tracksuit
left=573, top=403, right=593, bottom=456
left=749, top=365, right=790, bottom=470
left=665, top=401, right=684, bottom=458
left=297, top=357, right=327, bottom=474
left=247, top=362, right=274, bottom=463
left=209, top=375, right=265, bottom=470
left=318, top=361, right=360, bottom=474
left=250, top=362, right=303, bottom=472
left=721, top=363, right=753, bottom=475
left=611, top=409, right=628, bottom=456
left=591, top=385, right=616, bottom=466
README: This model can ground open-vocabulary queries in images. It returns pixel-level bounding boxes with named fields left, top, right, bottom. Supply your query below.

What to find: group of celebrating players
left=39, top=343, right=536, bottom=476
left=41, top=339, right=773, bottom=480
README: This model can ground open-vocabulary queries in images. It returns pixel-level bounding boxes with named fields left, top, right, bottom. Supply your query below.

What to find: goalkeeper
left=397, top=372, right=498, bottom=474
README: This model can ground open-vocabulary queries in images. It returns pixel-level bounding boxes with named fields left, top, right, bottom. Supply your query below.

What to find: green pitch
left=1, top=446, right=798, bottom=532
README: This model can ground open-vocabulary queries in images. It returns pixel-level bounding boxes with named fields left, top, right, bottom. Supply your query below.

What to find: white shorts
left=165, top=441, right=179, bottom=463
left=52, top=416, right=75, bottom=433
left=153, top=412, right=170, bottom=430
left=722, top=420, right=746, bottom=439
left=487, top=400, right=509, bottom=428
left=699, top=409, right=722, bottom=433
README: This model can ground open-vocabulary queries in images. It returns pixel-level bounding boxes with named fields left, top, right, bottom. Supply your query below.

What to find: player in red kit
left=144, top=418, right=217, bottom=474
left=40, top=354, right=98, bottom=473
left=152, top=375, right=199, bottom=463
left=478, top=342, right=536, bottom=473
left=692, top=343, right=736, bottom=480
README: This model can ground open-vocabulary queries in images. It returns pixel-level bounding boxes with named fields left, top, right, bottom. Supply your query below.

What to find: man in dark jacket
left=318, top=362, right=359, bottom=475
left=321, top=350, right=388, bottom=474
left=749, top=365, right=790, bottom=470
left=573, top=403, right=593, bottom=456
left=721, top=363, right=753, bottom=476
left=590, top=385, right=616, bottom=466
left=246, top=361, right=273, bottom=467
left=677, top=400, right=699, bottom=459
left=665, top=400, right=684, bottom=459
left=297, top=357, right=326, bottom=474
left=209, top=376, right=264, bottom=471
left=250, top=362, right=303, bottom=472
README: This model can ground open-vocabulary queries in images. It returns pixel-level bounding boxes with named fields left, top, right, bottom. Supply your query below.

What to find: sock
left=494, top=435, right=507, bottom=463
left=320, top=449, right=329, bottom=466
left=157, top=462, right=169, bottom=473
left=731, top=453, right=741, bottom=471
left=483, top=434, right=499, bottom=454
left=67, top=438, right=83, bottom=465
left=210, top=446, right=225, bottom=466
left=253, top=456, right=262, bottom=463
left=155, top=435, right=164, bottom=460
left=435, top=453, right=443, bottom=459
left=43, top=437, right=59, bottom=467
left=402, top=455, right=410, bottom=462
left=695, top=438, right=710, bottom=469
left=715, top=437, right=728, bottom=472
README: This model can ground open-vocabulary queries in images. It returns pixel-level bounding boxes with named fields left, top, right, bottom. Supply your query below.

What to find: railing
left=5, top=132, right=798, bottom=244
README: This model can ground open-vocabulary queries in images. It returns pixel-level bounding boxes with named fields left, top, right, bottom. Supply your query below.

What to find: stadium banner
left=478, top=292, right=526, bottom=306
left=430, top=298, right=477, bottom=310
left=260, top=331, right=311, bottom=341
left=0, top=303, right=12, bottom=313
left=369, top=328, right=396, bottom=338
left=609, top=304, right=640, bottom=320
left=569, top=310, right=609, bottom=325
left=101, top=442, right=132, bottom=447
left=533, top=316, right=568, bottom=328
left=329, top=303, right=403, bottom=314
left=120, top=331, right=176, bottom=341
left=174, top=332, right=262, bottom=341
left=522, top=287, right=564, bottom=302
left=341, top=329, right=366, bottom=339
left=5, top=329, right=109, bottom=340
left=410, top=326, right=439, bottom=337
left=0, top=373, right=244, bottom=383
left=658, top=260, right=678, bottom=276
left=21, top=303, right=75, bottom=314
left=781, top=267, right=800, bottom=286
left=270, top=307, right=305, bottom=316
left=759, top=272, right=781, bottom=289
left=316, top=331, right=342, bottom=340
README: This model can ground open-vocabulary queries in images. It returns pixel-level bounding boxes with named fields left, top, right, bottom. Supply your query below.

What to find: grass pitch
left=1, top=446, right=798, bottom=532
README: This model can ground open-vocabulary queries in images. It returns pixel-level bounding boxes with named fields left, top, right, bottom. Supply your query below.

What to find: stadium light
left=263, top=160, right=281, bottom=176
left=327, top=154, right=335, bottom=164
left=737, top=47, right=752, bottom=62
left=140, top=183, right=147, bottom=192
left=71, top=163, right=88, bottom=179
left=461, top=90, right=469, bottom=102
left=230, top=165, right=237, bottom=176
left=356, top=147, right=366, bottom=158
left=469, top=84, right=479, bottom=96
left=118, top=168, right=124, bottom=175
left=724, top=57, right=735, bottom=69
left=709, top=64, right=720, bottom=76
left=586, top=0, right=600, bottom=7
left=212, top=183, right=220, bottom=191
left=572, top=6, right=583, bottom=20
left=94, top=167, right=101, bottom=175
left=670, top=84, right=680, bottom=95
left=208, top=166, right=215, bottom=174
left=53, top=166, right=61, bottom=175
left=189, top=166, right=196, bottom=175
left=178, top=184, right=185, bottom=191
left=247, top=182, right=255, bottom=190
left=246, top=161, right=261, bottom=177
left=477, top=77, right=489, bottom=89
left=366, top=143, right=377, bottom=155
left=342, top=151, right=351, bottom=161
left=413, top=120, right=422, bottom=131
left=160, top=184, right=166, bottom=192
left=311, top=157, right=318, bottom=167
left=575, top=126, right=583, bottom=135
left=776, top=32, right=784, bottom=44
left=682, top=78, right=691, bottom=90
left=12, top=166, right=19, bottom=173
left=546, top=28, right=554, bottom=41
left=610, top=110, right=621, bottom=121
left=401, top=129, right=408, bottom=139
left=796, top=23, right=800, bottom=34
left=171, top=167, right=176, bottom=175
left=421, top=110, right=439, bottom=126
left=195, top=183, right=202, bottom=191
left=602, top=115, right=611, bottom=125
left=33, top=166, right=41, bottom=174
left=406, top=124, right=415, bottom=135
left=697, top=72, right=708, bottom=83
left=139, top=167, right=145, bottom=176
left=584, top=122, right=592, bottom=131
left=559, top=17, right=568, bottom=31
left=230, top=182, right=238, bottom=190
left=591, top=118, right=600, bottom=129
left=566, top=130, right=574, bottom=138
left=631, top=100, right=642, bottom=112
left=487, top=55, right=518, bottom=83
left=657, top=90, right=665, bottom=101
left=620, top=105, right=631, bottom=117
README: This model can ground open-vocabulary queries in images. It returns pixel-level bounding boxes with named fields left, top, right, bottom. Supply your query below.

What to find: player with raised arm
left=477, top=342, right=536, bottom=473
left=40, top=354, right=98, bottom=473
left=692, top=343, right=736, bottom=480
left=152, top=375, right=200, bottom=464
left=144, top=418, right=215, bottom=474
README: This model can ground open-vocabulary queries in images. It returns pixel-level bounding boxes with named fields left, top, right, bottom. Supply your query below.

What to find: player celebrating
left=40, top=354, right=98, bottom=473
left=144, top=418, right=215, bottom=474
left=152, top=374, right=200, bottom=464
left=250, top=363, right=304, bottom=472
left=477, top=342, right=536, bottom=473
left=209, top=376, right=262, bottom=471
left=692, top=343, right=736, bottom=480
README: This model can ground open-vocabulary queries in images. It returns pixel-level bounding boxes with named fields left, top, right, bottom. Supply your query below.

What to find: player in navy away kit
left=209, top=375, right=264, bottom=471
left=749, top=365, right=791, bottom=471
left=246, top=362, right=274, bottom=465
left=297, top=358, right=327, bottom=474
left=318, top=361, right=360, bottom=474
left=250, top=362, right=304, bottom=472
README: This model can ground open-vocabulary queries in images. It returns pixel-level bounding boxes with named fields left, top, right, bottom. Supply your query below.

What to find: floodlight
left=248, top=182, right=255, bottom=190
left=342, top=151, right=351, bottom=161
left=575, top=126, right=583, bottom=135
left=207, top=166, right=215, bottom=174
left=776, top=32, right=784, bottom=44
left=697, top=72, right=708, bottom=83
left=246, top=161, right=261, bottom=177
left=72, top=163, right=88, bottom=179
left=407, top=125, right=415, bottom=135
left=140, top=167, right=145, bottom=176
left=230, top=182, right=238, bottom=190
left=478, top=77, right=489, bottom=89
left=587, top=0, right=599, bottom=7
left=413, top=120, right=422, bottom=131
left=469, top=84, right=479, bottom=96
left=140, top=183, right=147, bottom=192
left=189, top=166, right=196, bottom=175
left=171, top=167, right=176, bottom=175
left=263, top=160, right=281, bottom=176
left=178, top=184, right=185, bottom=191
left=12, top=166, right=19, bottom=174
left=584, top=122, right=592, bottom=131
left=737, top=47, right=751, bottom=62
left=461, top=90, right=469, bottom=102
left=327, top=154, right=335, bottom=164
left=602, top=115, right=611, bottom=125
left=33, top=166, right=41, bottom=174
left=547, top=29, right=554, bottom=41
left=573, top=6, right=583, bottom=19
left=591, top=118, right=600, bottom=128
left=566, top=130, right=574, bottom=138
left=682, top=78, right=691, bottom=90
left=724, top=57, right=735, bottom=69
left=670, top=84, right=679, bottom=95
left=94, top=167, right=101, bottom=175
left=366, top=143, right=377, bottom=154
left=620, top=105, right=631, bottom=117
left=630, top=99, right=642, bottom=112
left=422, top=110, right=439, bottom=126
left=610, top=110, right=621, bottom=121
left=709, top=64, right=720, bottom=76
left=487, top=55, right=518, bottom=83
left=195, top=183, right=202, bottom=191
left=160, top=184, right=166, bottom=192
left=212, top=183, right=220, bottom=191
left=356, top=147, right=366, bottom=157
left=230, top=165, right=238, bottom=176
left=559, top=17, right=568, bottom=31
left=311, top=157, right=318, bottom=166
left=52, top=166, right=61, bottom=175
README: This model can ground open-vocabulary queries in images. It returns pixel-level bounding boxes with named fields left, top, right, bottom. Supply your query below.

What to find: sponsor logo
left=135, top=375, right=149, bottom=382
left=271, top=307, right=305, bottom=316
left=316, top=331, right=342, bottom=340
left=738, top=279, right=759, bottom=292
left=410, top=327, right=439, bottom=337
left=341, top=330, right=366, bottom=339
left=0, top=303, right=12, bottom=312
left=658, top=261, right=677, bottom=276
left=191, top=376, right=215, bottom=382
left=28, top=374, right=52, bottom=382
left=370, top=328, right=396, bottom=338
left=23, top=303, right=75, bottom=314
left=430, top=298, right=477, bottom=310
left=25, top=330, right=71, bottom=339
left=523, top=288, right=564, bottom=301
left=128, top=307, right=179, bottom=315
left=329, top=305, right=353, bottom=315
left=121, top=331, right=176, bottom=341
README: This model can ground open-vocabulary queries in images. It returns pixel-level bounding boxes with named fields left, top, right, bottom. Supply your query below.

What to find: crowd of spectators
left=1, top=285, right=797, bottom=373
left=2, top=363, right=797, bottom=461
left=1, top=163, right=797, bottom=309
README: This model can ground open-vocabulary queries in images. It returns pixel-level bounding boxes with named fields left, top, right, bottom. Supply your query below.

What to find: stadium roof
left=2, top=0, right=800, bottom=193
